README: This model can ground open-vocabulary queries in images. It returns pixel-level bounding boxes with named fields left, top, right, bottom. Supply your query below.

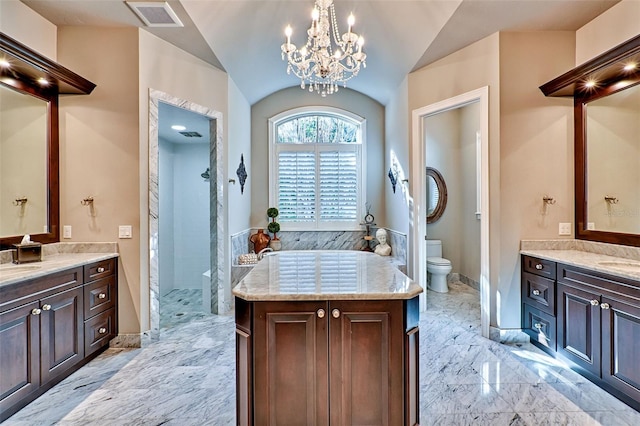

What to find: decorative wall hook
left=543, top=196, right=556, bottom=205
left=13, top=197, right=28, bottom=206
left=401, top=179, right=409, bottom=184
left=228, top=179, right=236, bottom=184
left=81, top=196, right=94, bottom=206
left=605, top=196, right=619, bottom=204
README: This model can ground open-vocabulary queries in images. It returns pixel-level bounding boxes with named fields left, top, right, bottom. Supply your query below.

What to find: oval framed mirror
left=426, top=167, right=447, bottom=223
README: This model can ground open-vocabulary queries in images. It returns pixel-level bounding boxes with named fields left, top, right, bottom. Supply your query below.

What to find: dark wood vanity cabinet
left=236, top=297, right=420, bottom=425
left=522, top=255, right=640, bottom=410
left=0, top=257, right=117, bottom=422
left=521, top=255, right=557, bottom=351
left=557, top=263, right=640, bottom=406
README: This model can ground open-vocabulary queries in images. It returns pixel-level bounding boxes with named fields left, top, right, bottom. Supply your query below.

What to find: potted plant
left=267, top=207, right=281, bottom=251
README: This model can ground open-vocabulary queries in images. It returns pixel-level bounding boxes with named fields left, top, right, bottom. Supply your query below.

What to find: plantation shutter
left=277, top=151, right=316, bottom=222
left=272, top=111, right=362, bottom=229
left=319, top=150, right=358, bottom=221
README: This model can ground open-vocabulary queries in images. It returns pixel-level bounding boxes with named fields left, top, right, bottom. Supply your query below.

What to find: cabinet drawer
left=84, top=307, right=116, bottom=357
left=84, top=258, right=116, bottom=282
left=523, top=304, right=556, bottom=351
left=523, top=255, right=556, bottom=280
left=522, top=272, right=555, bottom=315
left=84, top=275, right=116, bottom=318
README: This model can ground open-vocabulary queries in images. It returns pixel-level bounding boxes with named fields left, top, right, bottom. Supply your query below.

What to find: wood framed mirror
left=0, top=33, right=95, bottom=249
left=540, top=34, right=640, bottom=247
left=426, top=167, right=447, bottom=223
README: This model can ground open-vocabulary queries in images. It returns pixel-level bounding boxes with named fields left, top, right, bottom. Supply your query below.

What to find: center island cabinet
left=232, top=250, right=423, bottom=426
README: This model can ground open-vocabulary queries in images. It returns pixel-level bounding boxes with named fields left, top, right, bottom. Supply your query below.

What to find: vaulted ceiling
left=23, top=0, right=620, bottom=105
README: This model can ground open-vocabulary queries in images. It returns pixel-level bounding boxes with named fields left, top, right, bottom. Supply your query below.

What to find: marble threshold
left=4, top=281, right=640, bottom=425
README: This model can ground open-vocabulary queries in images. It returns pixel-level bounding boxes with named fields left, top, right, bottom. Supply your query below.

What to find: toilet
left=426, top=240, right=452, bottom=293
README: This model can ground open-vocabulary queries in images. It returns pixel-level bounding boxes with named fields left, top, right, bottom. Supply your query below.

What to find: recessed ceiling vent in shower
left=126, top=2, right=184, bottom=27
left=179, top=131, right=202, bottom=138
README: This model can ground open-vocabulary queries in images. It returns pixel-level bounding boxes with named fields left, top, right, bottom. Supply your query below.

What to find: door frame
left=411, top=86, right=490, bottom=338
left=148, top=89, right=225, bottom=339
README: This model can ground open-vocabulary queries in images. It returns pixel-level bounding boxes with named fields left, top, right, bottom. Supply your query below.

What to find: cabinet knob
left=317, top=309, right=325, bottom=319
left=533, top=323, right=543, bottom=330
left=41, top=304, right=51, bottom=311
left=332, top=309, right=341, bottom=319
left=97, top=267, right=105, bottom=273
left=98, top=327, right=107, bottom=334
left=600, top=303, right=610, bottom=310
left=532, top=289, right=541, bottom=296
left=31, top=308, right=42, bottom=315
left=535, top=264, right=543, bottom=270
left=98, top=293, right=107, bottom=299
left=590, top=299, right=600, bottom=306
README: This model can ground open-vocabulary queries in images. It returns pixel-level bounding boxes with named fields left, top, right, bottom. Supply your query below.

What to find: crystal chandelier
left=281, top=0, right=367, bottom=97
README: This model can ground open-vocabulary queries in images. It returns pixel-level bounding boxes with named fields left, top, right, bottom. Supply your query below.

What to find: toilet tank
left=426, top=240, right=442, bottom=258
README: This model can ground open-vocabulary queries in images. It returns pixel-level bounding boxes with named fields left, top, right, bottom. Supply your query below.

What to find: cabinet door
left=329, top=300, right=404, bottom=426
left=40, top=286, right=84, bottom=383
left=0, top=302, right=40, bottom=418
left=601, top=297, right=640, bottom=401
left=557, top=283, right=601, bottom=376
left=253, top=301, right=328, bottom=425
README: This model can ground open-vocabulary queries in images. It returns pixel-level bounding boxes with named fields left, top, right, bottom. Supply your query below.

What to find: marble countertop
left=0, top=252, right=119, bottom=287
left=232, top=250, right=422, bottom=301
left=520, top=249, right=640, bottom=282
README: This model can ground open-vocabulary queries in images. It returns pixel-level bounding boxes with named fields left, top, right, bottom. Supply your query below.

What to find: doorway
left=412, top=87, right=490, bottom=338
left=148, top=90, right=225, bottom=338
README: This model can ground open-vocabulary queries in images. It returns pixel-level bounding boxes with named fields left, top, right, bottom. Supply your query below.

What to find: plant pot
left=269, top=239, right=282, bottom=251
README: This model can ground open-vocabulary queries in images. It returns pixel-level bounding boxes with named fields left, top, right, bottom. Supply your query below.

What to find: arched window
left=269, top=107, right=365, bottom=230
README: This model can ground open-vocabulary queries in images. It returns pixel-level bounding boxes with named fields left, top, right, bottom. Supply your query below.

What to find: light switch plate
left=119, top=225, right=132, bottom=239
left=63, top=225, right=72, bottom=239
left=559, top=222, right=572, bottom=235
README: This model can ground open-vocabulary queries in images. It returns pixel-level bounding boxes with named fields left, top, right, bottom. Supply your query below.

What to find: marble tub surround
left=520, top=241, right=640, bottom=282
left=233, top=250, right=421, bottom=301
left=232, top=228, right=407, bottom=266
left=0, top=251, right=119, bottom=286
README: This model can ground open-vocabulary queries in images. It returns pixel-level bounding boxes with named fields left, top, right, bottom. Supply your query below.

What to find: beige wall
left=408, top=33, right=504, bottom=325
left=57, top=27, right=141, bottom=334
left=0, top=0, right=56, bottom=60
left=576, top=0, right=640, bottom=63
left=384, top=78, right=411, bottom=240
left=409, top=31, right=578, bottom=329
left=250, top=86, right=385, bottom=228
left=498, top=32, right=576, bottom=328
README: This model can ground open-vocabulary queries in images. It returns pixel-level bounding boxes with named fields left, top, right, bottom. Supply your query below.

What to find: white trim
left=268, top=106, right=367, bottom=231
left=411, top=86, right=490, bottom=339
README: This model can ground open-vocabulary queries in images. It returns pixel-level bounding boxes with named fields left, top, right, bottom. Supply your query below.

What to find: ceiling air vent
left=126, top=2, right=184, bottom=27
left=179, top=131, right=202, bottom=138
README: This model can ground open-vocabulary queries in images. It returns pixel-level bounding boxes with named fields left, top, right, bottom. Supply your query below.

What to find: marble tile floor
left=4, top=281, right=640, bottom=425
left=160, top=288, right=207, bottom=329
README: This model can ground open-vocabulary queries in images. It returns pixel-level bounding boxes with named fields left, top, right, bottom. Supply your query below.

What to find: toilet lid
left=427, top=257, right=451, bottom=266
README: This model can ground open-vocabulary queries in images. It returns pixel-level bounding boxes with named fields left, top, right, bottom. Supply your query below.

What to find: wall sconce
left=387, top=167, right=398, bottom=193
left=604, top=196, right=619, bottom=204
left=543, top=196, right=556, bottom=205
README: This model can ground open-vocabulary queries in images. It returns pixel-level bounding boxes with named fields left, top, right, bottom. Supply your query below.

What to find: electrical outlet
left=558, top=222, right=572, bottom=236
left=63, top=225, right=72, bottom=239
left=119, top=225, right=132, bottom=239
left=587, top=222, right=596, bottom=230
